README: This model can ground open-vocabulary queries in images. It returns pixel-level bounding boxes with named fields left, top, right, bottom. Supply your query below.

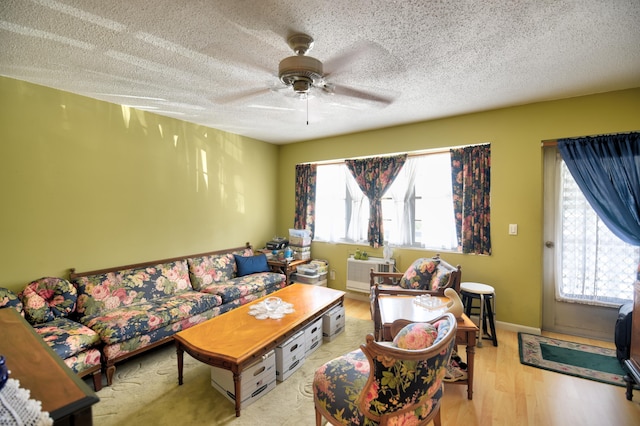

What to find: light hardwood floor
left=343, top=297, right=640, bottom=426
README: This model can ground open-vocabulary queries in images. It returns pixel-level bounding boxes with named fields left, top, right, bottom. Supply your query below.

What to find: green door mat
left=518, top=332, right=627, bottom=387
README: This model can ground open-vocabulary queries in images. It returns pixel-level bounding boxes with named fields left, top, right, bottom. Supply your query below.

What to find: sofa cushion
left=198, top=272, right=286, bottom=304
left=81, top=292, right=221, bottom=345
left=63, top=348, right=102, bottom=374
left=32, top=317, right=101, bottom=359
left=234, top=253, right=270, bottom=277
left=392, top=322, right=439, bottom=350
left=0, top=287, right=23, bottom=314
left=399, top=258, right=440, bottom=290
left=100, top=304, right=233, bottom=361
left=20, top=277, right=77, bottom=324
left=187, top=248, right=255, bottom=290
left=187, top=253, right=236, bottom=290
left=74, top=260, right=192, bottom=316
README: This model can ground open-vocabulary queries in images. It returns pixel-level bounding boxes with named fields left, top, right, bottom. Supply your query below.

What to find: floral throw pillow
left=0, top=287, right=23, bottom=314
left=430, top=267, right=451, bottom=290
left=399, top=258, right=440, bottom=289
left=20, top=277, right=77, bottom=324
left=393, top=322, right=439, bottom=350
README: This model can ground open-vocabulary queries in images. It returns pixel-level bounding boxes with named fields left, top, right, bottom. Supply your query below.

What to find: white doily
left=0, top=378, right=53, bottom=426
left=248, top=300, right=295, bottom=320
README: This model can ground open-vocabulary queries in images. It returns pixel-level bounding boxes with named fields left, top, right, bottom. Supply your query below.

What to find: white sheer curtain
left=345, top=166, right=369, bottom=242
left=414, top=154, right=457, bottom=250
left=555, top=158, right=638, bottom=305
left=314, top=164, right=347, bottom=242
left=386, top=157, right=418, bottom=245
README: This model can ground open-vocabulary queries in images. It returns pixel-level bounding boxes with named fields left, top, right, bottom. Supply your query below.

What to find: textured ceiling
left=1, top=0, right=639, bottom=144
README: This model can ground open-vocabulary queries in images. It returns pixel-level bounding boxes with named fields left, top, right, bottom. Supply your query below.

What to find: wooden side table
left=0, top=308, right=99, bottom=425
left=267, top=258, right=310, bottom=284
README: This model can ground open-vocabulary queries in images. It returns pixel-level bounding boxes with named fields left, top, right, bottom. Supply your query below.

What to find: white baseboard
left=496, top=320, right=541, bottom=335
left=466, top=314, right=541, bottom=335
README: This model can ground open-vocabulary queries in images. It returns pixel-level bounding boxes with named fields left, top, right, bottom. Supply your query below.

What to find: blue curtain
left=557, top=132, right=640, bottom=245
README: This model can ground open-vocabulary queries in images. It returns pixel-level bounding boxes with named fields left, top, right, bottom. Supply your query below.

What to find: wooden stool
left=460, top=282, right=498, bottom=347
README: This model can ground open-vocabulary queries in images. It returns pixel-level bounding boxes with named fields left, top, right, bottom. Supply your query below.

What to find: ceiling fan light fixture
left=291, top=78, right=311, bottom=94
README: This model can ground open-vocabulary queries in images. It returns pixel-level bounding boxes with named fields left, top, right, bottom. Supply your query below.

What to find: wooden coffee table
left=174, top=284, right=345, bottom=417
left=377, top=295, right=478, bottom=400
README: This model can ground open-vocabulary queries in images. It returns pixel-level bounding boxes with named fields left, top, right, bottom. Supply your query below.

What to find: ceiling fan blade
left=323, top=83, right=393, bottom=106
left=214, top=87, right=272, bottom=104
left=323, top=41, right=388, bottom=77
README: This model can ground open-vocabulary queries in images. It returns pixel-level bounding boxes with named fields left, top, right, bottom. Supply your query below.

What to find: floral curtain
left=451, top=144, right=492, bottom=255
left=557, top=132, right=640, bottom=245
left=345, top=154, right=407, bottom=247
left=294, top=163, right=317, bottom=237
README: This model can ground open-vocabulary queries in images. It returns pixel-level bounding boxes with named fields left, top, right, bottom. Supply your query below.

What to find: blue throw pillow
left=234, top=254, right=270, bottom=277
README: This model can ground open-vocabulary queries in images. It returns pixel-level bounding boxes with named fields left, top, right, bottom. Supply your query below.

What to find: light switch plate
left=509, top=224, right=518, bottom=235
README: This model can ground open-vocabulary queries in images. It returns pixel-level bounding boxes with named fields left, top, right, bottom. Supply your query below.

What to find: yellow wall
left=1, top=74, right=638, bottom=329
left=0, top=77, right=280, bottom=292
left=277, top=88, right=640, bottom=329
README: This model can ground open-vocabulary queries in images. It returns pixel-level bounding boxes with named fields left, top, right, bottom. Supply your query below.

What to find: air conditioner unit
left=346, top=256, right=395, bottom=293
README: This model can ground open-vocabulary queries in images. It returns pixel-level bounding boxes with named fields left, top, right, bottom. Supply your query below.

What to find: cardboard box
left=276, top=330, right=306, bottom=382
left=304, top=316, right=324, bottom=356
left=289, top=229, right=311, bottom=247
left=323, top=304, right=345, bottom=342
left=211, top=349, right=276, bottom=409
left=294, top=251, right=311, bottom=260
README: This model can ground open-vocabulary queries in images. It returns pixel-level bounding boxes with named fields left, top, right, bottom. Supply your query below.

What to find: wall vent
left=346, top=256, right=395, bottom=293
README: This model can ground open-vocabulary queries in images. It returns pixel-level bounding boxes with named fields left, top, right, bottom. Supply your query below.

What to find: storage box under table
left=323, top=304, right=345, bottom=342
left=303, top=316, right=324, bottom=356
left=275, top=330, right=306, bottom=382
left=211, top=349, right=276, bottom=409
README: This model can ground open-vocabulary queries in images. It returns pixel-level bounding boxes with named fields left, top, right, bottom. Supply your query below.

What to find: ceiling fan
left=219, top=33, right=393, bottom=107
left=280, top=33, right=393, bottom=105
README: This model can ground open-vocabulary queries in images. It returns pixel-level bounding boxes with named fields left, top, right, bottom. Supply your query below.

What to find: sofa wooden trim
left=69, top=242, right=253, bottom=279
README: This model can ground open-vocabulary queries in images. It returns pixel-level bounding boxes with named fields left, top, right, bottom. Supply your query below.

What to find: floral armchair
left=369, top=255, right=461, bottom=339
left=313, top=313, right=457, bottom=426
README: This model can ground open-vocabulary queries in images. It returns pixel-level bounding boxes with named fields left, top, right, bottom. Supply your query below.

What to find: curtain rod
left=541, top=130, right=639, bottom=147
left=304, top=142, right=489, bottom=166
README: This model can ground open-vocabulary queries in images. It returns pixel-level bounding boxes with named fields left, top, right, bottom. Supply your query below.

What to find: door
left=542, top=147, right=621, bottom=341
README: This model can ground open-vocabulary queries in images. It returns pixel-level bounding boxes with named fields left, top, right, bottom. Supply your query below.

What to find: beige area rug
left=92, top=316, right=373, bottom=426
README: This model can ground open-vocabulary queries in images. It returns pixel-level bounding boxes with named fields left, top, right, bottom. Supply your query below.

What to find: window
left=557, top=160, right=639, bottom=305
left=314, top=153, right=457, bottom=250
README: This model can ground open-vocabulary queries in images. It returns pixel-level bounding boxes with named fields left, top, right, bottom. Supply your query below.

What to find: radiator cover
left=346, top=256, right=395, bottom=293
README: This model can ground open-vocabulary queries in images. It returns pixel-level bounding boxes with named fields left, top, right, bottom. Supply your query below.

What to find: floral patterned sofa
left=2, top=243, right=286, bottom=388
left=69, top=243, right=286, bottom=386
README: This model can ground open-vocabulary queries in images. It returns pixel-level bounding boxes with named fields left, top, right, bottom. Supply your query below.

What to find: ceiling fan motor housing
left=279, top=55, right=323, bottom=93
